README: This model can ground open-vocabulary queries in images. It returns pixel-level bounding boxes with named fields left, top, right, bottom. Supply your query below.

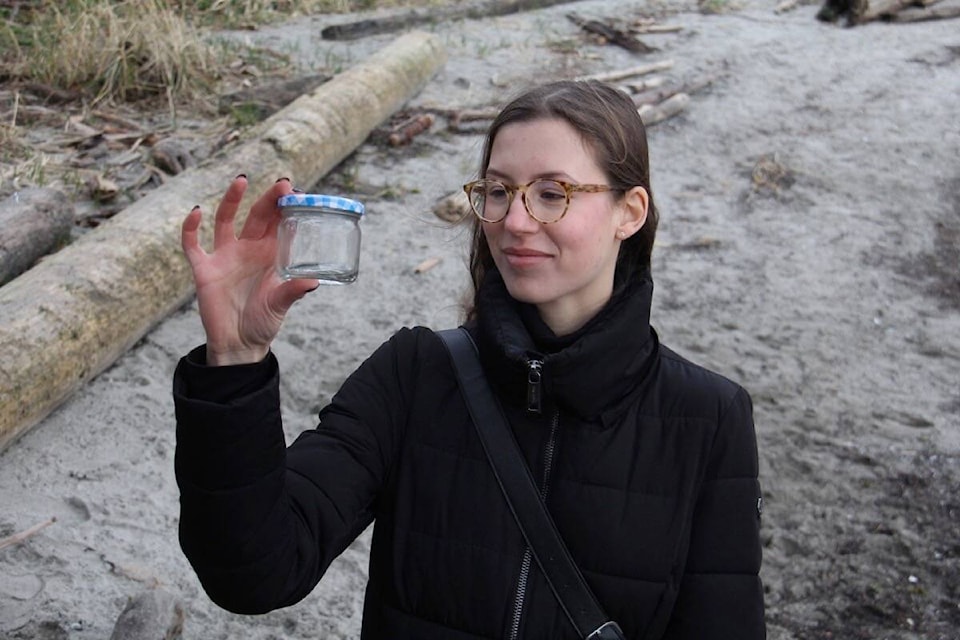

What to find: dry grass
left=0, top=0, right=454, bottom=104
left=2, top=1, right=219, bottom=105
left=0, top=0, right=453, bottom=196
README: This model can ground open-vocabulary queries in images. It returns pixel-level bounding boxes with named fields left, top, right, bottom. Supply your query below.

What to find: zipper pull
left=526, top=358, right=543, bottom=414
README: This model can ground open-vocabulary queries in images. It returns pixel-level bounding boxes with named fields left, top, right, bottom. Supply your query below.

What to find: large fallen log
left=322, top=0, right=581, bottom=40
left=0, top=31, right=447, bottom=453
left=0, top=188, right=73, bottom=286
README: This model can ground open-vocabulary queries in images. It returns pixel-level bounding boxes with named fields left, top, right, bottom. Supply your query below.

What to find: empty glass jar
left=276, top=193, right=364, bottom=284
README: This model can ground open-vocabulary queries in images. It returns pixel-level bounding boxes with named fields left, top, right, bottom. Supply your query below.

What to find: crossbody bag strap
left=437, top=328, right=625, bottom=640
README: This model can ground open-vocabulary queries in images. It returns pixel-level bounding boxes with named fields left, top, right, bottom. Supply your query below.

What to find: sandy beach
left=1, top=0, right=958, bottom=638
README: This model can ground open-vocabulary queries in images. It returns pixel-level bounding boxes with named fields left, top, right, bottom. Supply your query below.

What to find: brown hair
left=466, top=79, right=659, bottom=319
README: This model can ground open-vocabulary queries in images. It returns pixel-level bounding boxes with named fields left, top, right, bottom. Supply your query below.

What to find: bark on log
left=322, top=0, right=582, bottom=40
left=891, top=0, right=960, bottom=20
left=0, top=188, right=74, bottom=286
left=0, top=32, right=447, bottom=453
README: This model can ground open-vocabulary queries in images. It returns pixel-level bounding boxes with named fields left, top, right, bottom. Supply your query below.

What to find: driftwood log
left=576, top=60, right=675, bottom=83
left=891, top=0, right=960, bottom=20
left=322, top=0, right=582, bottom=40
left=566, top=13, right=658, bottom=54
left=639, top=93, right=690, bottom=126
left=817, top=0, right=952, bottom=23
left=0, top=188, right=73, bottom=286
left=0, top=31, right=447, bottom=452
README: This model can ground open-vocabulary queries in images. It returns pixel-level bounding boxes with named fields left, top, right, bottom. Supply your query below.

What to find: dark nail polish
left=235, top=173, right=247, bottom=180
left=191, top=205, right=200, bottom=211
left=275, top=177, right=291, bottom=184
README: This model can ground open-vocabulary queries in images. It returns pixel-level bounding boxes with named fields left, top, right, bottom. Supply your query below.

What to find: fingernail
left=293, top=187, right=305, bottom=193
left=307, top=284, right=320, bottom=292
left=191, top=205, right=200, bottom=212
left=235, top=173, right=247, bottom=180
left=275, top=177, right=290, bottom=184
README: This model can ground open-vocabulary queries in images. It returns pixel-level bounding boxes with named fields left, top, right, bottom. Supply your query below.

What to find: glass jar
left=276, top=193, right=364, bottom=284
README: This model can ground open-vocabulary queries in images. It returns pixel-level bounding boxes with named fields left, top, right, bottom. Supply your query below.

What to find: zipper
left=508, top=409, right=560, bottom=640
left=526, top=358, right=543, bottom=414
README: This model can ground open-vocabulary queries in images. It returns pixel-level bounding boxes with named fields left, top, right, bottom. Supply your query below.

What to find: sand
left=1, top=0, right=958, bottom=638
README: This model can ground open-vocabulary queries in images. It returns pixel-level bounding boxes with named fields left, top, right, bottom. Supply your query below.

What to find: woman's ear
left=616, top=186, right=649, bottom=240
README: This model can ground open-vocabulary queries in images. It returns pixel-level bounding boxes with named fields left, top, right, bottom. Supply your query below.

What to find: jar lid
left=277, top=193, right=365, bottom=215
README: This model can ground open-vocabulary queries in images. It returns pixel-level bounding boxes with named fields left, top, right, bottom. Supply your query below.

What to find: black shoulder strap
left=437, top=328, right=624, bottom=640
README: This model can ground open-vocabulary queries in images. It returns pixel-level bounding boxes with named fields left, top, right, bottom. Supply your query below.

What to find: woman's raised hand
left=181, top=176, right=319, bottom=366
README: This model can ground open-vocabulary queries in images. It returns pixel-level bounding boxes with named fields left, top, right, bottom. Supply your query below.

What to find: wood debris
left=576, top=60, right=675, bottom=83
left=388, top=113, right=435, bottom=146
left=639, top=93, right=690, bottom=126
left=630, top=18, right=684, bottom=33
left=0, top=517, right=56, bottom=551
left=567, top=13, right=658, bottom=53
left=817, top=0, right=959, bottom=24
left=414, top=257, right=442, bottom=274
left=320, top=0, right=583, bottom=40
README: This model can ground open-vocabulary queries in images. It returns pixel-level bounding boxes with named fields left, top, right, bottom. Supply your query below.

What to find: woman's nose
left=502, top=194, right=537, bottom=234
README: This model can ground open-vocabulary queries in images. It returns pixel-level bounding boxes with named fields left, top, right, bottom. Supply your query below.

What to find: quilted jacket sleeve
left=173, top=329, right=421, bottom=614
left=663, top=386, right=766, bottom=639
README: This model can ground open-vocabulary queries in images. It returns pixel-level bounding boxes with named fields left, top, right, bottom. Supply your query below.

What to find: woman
left=174, top=80, right=765, bottom=639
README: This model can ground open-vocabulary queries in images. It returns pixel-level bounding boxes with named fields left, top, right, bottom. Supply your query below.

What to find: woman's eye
left=539, top=189, right=566, bottom=201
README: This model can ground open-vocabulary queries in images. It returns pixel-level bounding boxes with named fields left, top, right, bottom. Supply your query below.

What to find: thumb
left=270, top=278, right=321, bottom=316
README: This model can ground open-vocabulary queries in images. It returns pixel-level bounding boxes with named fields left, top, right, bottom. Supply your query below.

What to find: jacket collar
left=475, top=269, right=657, bottom=422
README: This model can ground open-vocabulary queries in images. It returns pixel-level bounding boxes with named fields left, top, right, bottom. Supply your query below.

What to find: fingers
left=240, top=177, right=293, bottom=241
left=213, top=175, right=249, bottom=250
left=181, top=206, right=205, bottom=266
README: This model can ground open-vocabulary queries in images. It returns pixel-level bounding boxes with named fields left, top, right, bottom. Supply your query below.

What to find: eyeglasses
left=462, top=179, right=615, bottom=224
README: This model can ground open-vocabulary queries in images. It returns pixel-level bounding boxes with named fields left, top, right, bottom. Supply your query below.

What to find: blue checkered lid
left=277, top=193, right=364, bottom=215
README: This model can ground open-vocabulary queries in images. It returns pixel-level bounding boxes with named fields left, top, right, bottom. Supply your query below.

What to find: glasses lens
left=527, top=180, right=569, bottom=223
left=470, top=180, right=509, bottom=222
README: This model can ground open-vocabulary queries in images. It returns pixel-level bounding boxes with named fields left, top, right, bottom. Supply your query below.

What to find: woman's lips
left=501, top=246, right=551, bottom=268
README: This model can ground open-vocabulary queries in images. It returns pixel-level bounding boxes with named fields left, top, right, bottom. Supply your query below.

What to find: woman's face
left=482, top=117, right=647, bottom=336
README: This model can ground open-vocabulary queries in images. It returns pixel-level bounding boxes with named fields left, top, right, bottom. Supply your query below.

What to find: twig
left=92, top=109, right=147, bottom=133
left=775, top=0, right=802, bottom=13
left=9, top=90, right=19, bottom=129
left=443, top=107, right=501, bottom=132
left=632, top=24, right=683, bottom=33
left=0, top=517, right=56, bottom=551
left=576, top=60, right=675, bottom=83
left=414, top=257, right=442, bottom=274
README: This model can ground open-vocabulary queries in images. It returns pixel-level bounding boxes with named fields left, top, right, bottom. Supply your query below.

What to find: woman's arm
left=664, top=387, right=766, bottom=639
left=173, top=328, right=424, bottom=614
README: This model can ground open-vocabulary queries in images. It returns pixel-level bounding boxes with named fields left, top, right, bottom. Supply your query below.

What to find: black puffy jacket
left=174, top=272, right=765, bottom=639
